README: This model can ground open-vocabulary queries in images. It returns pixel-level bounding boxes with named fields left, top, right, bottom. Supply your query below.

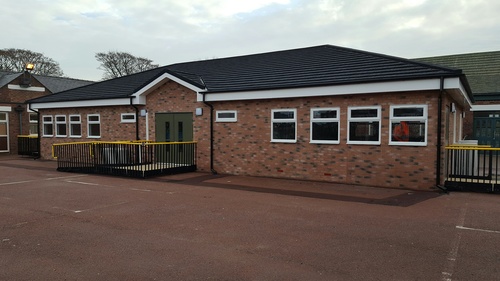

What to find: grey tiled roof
left=29, top=45, right=472, bottom=104
left=415, top=51, right=500, bottom=98
left=33, top=75, right=94, bottom=93
left=0, top=71, right=93, bottom=93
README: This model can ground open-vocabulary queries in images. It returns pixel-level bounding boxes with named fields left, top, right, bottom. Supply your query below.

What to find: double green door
left=155, top=113, right=193, bottom=163
left=474, top=117, right=500, bottom=147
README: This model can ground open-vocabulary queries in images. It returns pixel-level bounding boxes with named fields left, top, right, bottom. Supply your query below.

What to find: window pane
left=29, top=124, right=38, bottom=135
left=313, top=110, right=337, bottom=119
left=0, top=123, right=6, bottom=135
left=351, top=109, right=378, bottom=118
left=70, top=116, right=80, bottom=122
left=274, top=111, right=294, bottom=119
left=89, top=124, right=100, bottom=137
left=349, top=122, right=379, bottom=141
left=71, top=124, right=81, bottom=136
left=43, top=116, right=52, bottom=122
left=29, top=113, right=38, bottom=122
left=391, top=121, right=425, bottom=142
left=312, top=122, right=339, bottom=141
left=57, top=124, right=67, bottom=135
left=273, top=123, right=295, bottom=140
left=44, top=124, right=53, bottom=135
left=393, top=108, right=424, bottom=117
left=218, top=112, right=235, bottom=119
left=0, top=113, right=5, bottom=121
left=89, top=115, right=99, bottom=122
left=56, top=116, right=65, bottom=122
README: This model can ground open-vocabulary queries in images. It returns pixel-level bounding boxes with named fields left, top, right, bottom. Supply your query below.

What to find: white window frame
left=347, top=106, right=381, bottom=145
left=216, top=110, right=238, bottom=122
left=271, top=109, right=297, bottom=143
left=389, top=104, right=428, bottom=146
left=55, top=115, right=67, bottom=137
left=42, top=115, right=54, bottom=137
left=121, top=113, right=136, bottom=123
left=29, top=112, right=38, bottom=135
left=87, top=114, right=101, bottom=138
left=69, top=114, right=82, bottom=138
left=310, top=107, right=340, bottom=144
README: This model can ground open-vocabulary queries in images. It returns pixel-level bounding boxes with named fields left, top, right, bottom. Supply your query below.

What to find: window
left=310, top=108, right=340, bottom=144
left=29, top=112, right=38, bottom=135
left=69, top=115, right=82, bottom=137
left=87, top=114, right=100, bottom=138
left=55, top=115, right=67, bottom=137
left=271, top=109, right=296, bottom=143
left=216, top=110, right=237, bottom=122
left=347, top=106, right=381, bottom=145
left=42, top=115, right=53, bottom=137
left=389, top=105, right=427, bottom=146
left=121, top=113, right=136, bottom=123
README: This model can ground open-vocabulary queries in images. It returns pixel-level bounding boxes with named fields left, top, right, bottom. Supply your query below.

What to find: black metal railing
left=445, top=145, right=500, bottom=192
left=18, top=135, right=39, bottom=157
left=53, top=141, right=197, bottom=178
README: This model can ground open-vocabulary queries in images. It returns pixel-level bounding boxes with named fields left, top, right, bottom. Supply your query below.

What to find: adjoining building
left=0, top=69, right=93, bottom=154
left=28, top=45, right=473, bottom=190
left=415, top=51, right=500, bottom=146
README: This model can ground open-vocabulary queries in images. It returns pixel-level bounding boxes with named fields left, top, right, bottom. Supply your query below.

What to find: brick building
left=0, top=70, right=92, bottom=154
left=28, top=45, right=473, bottom=190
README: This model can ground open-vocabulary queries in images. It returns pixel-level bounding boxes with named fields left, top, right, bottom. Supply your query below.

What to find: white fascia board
left=29, top=98, right=132, bottom=110
left=8, top=84, right=45, bottom=92
left=443, top=78, right=473, bottom=107
left=199, top=79, right=445, bottom=102
left=0, top=106, right=12, bottom=112
left=471, top=104, right=500, bottom=111
left=132, top=72, right=205, bottom=104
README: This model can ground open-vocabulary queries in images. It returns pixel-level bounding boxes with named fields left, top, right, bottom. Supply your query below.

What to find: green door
left=155, top=113, right=193, bottom=164
left=474, top=117, right=500, bottom=147
left=155, top=113, right=193, bottom=142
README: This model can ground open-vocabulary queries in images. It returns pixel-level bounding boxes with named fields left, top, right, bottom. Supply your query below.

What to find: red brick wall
left=209, top=91, right=445, bottom=190
left=0, top=76, right=50, bottom=154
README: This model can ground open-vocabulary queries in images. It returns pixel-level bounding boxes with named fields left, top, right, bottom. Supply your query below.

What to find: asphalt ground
left=0, top=156, right=499, bottom=281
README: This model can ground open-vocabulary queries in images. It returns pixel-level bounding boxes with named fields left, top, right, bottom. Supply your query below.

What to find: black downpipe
left=202, top=93, right=217, bottom=175
left=28, top=103, right=41, bottom=159
left=436, top=77, right=447, bottom=193
left=130, top=97, right=140, bottom=140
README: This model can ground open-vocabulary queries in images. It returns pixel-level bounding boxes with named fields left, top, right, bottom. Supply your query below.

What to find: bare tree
left=0, top=48, right=64, bottom=76
left=95, top=51, right=159, bottom=80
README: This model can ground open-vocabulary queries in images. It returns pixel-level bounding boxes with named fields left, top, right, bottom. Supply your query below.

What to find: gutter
left=201, top=93, right=217, bottom=175
left=435, top=77, right=447, bottom=193
left=130, top=97, right=140, bottom=140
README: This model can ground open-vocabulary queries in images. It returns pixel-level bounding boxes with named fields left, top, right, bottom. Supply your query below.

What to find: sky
left=2, top=0, right=499, bottom=81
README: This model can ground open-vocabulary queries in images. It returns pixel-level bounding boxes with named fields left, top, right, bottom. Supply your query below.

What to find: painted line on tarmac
left=456, top=225, right=500, bottom=234
left=45, top=175, right=88, bottom=181
left=73, top=201, right=129, bottom=213
left=0, top=180, right=35, bottom=186
left=65, top=180, right=100, bottom=186
left=442, top=204, right=467, bottom=281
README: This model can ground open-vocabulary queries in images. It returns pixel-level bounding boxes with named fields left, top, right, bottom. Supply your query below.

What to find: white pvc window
left=42, top=115, right=54, bottom=137
left=29, top=112, right=38, bottom=135
left=389, top=105, right=428, bottom=146
left=310, top=107, right=340, bottom=144
left=216, top=110, right=237, bottom=122
left=55, top=115, right=67, bottom=137
left=347, top=106, right=381, bottom=145
left=69, top=115, right=82, bottom=137
left=271, top=109, right=297, bottom=143
left=87, top=114, right=101, bottom=138
left=121, top=113, right=136, bottom=123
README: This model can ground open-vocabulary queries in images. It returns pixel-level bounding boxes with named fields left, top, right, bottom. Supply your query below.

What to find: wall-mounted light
left=25, top=63, right=35, bottom=71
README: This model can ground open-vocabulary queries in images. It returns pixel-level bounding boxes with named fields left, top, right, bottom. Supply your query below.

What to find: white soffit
left=199, top=78, right=468, bottom=102
left=29, top=98, right=132, bottom=110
